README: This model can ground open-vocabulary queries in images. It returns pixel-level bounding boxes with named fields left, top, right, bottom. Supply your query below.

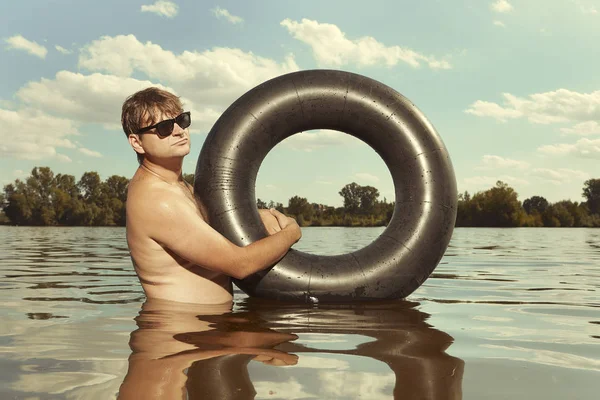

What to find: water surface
left=0, top=226, right=598, bottom=399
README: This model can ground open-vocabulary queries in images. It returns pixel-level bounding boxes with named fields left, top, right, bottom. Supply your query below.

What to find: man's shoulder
left=127, top=176, right=182, bottom=214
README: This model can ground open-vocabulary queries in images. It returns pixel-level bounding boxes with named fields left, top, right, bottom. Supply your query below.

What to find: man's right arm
left=138, top=193, right=301, bottom=279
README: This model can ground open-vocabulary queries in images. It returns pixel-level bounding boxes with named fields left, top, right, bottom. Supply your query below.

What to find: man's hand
left=258, top=209, right=282, bottom=235
left=269, top=208, right=301, bottom=242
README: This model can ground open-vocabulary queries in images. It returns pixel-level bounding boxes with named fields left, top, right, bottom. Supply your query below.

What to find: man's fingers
left=269, top=208, right=287, bottom=224
left=270, top=208, right=288, bottom=217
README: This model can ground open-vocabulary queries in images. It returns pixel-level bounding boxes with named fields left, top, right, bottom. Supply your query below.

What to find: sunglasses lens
left=176, top=112, right=191, bottom=129
left=156, top=120, right=175, bottom=137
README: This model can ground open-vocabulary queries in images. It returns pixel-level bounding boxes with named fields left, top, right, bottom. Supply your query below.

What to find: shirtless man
left=121, top=87, right=301, bottom=304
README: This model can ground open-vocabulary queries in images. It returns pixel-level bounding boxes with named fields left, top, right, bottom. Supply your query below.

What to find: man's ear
left=128, top=134, right=145, bottom=156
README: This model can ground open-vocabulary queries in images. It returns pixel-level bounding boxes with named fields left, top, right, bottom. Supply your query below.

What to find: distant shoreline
left=0, top=223, right=596, bottom=229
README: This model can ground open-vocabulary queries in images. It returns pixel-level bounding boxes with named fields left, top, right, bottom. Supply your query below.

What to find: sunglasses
left=136, top=111, right=191, bottom=138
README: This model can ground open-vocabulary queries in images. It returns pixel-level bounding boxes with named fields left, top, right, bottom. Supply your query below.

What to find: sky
left=1, top=0, right=599, bottom=207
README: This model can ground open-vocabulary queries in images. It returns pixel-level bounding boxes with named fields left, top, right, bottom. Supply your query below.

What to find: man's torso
left=125, top=168, right=233, bottom=304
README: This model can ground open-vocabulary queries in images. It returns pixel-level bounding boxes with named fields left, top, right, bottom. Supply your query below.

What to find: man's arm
left=140, top=192, right=301, bottom=279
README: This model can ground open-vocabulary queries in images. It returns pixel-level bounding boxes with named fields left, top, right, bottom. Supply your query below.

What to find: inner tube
left=195, top=69, right=457, bottom=303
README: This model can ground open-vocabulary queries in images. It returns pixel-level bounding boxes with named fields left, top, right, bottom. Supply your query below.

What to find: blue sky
left=1, top=0, right=599, bottom=207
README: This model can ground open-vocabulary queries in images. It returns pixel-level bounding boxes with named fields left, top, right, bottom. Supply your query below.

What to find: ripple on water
left=0, top=226, right=598, bottom=399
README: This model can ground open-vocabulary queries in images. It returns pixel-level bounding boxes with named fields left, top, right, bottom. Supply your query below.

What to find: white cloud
left=141, top=0, right=178, bottom=18
left=55, top=45, right=72, bottom=55
left=354, top=172, right=380, bottom=183
left=16, top=71, right=176, bottom=127
left=493, top=20, right=506, bottom=27
left=465, top=168, right=589, bottom=190
left=282, top=130, right=356, bottom=152
left=265, top=184, right=277, bottom=190
left=464, top=99, right=522, bottom=121
left=254, top=378, right=316, bottom=399
left=574, top=0, right=598, bottom=14
left=465, top=89, right=600, bottom=124
left=0, top=99, right=15, bottom=109
left=56, top=154, right=72, bottom=163
left=212, top=7, right=243, bottom=24
left=319, top=371, right=395, bottom=400
left=463, top=175, right=529, bottom=187
left=491, top=0, right=513, bottom=13
left=78, top=148, right=102, bottom=158
left=10, top=371, right=115, bottom=396
left=481, top=344, right=600, bottom=372
left=0, top=108, right=77, bottom=161
left=560, top=121, right=600, bottom=136
left=530, top=168, right=589, bottom=185
left=478, top=155, right=529, bottom=170
left=295, top=355, right=349, bottom=370
left=8, top=33, right=299, bottom=140
left=77, top=34, right=298, bottom=131
left=280, top=18, right=451, bottom=69
left=5, top=35, right=48, bottom=59
left=14, top=70, right=222, bottom=133
left=537, top=138, right=600, bottom=159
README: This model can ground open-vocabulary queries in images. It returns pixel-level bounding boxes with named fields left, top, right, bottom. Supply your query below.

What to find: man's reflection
left=118, top=298, right=463, bottom=399
left=117, top=298, right=298, bottom=399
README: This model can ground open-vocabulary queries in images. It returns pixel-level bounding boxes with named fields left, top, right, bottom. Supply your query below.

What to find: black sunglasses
left=136, top=111, right=191, bottom=137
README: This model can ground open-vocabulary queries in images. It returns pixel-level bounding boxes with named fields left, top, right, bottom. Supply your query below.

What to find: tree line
left=456, top=180, right=600, bottom=227
left=1, top=167, right=599, bottom=227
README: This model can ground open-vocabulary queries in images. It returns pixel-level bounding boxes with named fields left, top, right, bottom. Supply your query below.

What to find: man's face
left=131, top=109, right=191, bottom=162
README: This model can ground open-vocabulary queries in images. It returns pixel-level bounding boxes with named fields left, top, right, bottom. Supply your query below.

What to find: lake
left=0, top=226, right=598, bottom=399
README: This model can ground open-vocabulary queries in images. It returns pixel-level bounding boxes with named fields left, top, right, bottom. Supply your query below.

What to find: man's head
left=121, top=87, right=188, bottom=164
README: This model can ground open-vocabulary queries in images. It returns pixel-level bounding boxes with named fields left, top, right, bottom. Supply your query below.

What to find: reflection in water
left=1, top=227, right=598, bottom=399
left=118, top=298, right=463, bottom=399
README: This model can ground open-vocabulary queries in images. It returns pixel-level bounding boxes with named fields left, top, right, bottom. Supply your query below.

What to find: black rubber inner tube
left=194, top=69, right=457, bottom=303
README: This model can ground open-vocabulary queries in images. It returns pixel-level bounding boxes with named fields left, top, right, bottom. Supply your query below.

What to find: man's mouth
left=173, top=139, right=188, bottom=146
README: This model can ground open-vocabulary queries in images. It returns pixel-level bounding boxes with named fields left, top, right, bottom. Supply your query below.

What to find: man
left=121, top=87, right=301, bottom=304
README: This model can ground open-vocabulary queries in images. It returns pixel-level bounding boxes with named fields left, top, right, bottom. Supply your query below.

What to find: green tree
left=0, top=192, right=8, bottom=224
left=542, top=205, right=561, bottom=227
left=104, top=175, right=129, bottom=226
left=583, top=179, right=600, bottom=215
left=456, top=191, right=473, bottom=226
left=52, top=173, right=81, bottom=225
left=555, top=200, right=588, bottom=227
left=339, top=182, right=380, bottom=215
left=523, top=196, right=549, bottom=214
left=1, top=168, right=128, bottom=226
left=3, top=181, right=30, bottom=225
left=469, top=181, right=525, bottom=227
left=78, top=172, right=112, bottom=225
left=27, top=167, right=57, bottom=225
left=287, top=195, right=314, bottom=223
left=359, top=185, right=380, bottom=215
left=339, top=182, right=361, bottom=214
left=553, top=203, right=575, bottom=227
left=256, top=198, right=268, bottom=209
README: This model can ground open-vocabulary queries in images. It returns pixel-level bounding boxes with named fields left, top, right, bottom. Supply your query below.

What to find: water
left=0, top=226, right=598, bottom=399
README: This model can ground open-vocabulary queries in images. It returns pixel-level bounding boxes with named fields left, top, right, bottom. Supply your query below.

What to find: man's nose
left=172, top=123, right=185, bottom=135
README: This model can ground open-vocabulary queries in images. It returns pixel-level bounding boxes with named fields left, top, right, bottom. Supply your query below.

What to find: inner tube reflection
left=118, top=298, right=463, bottom=399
